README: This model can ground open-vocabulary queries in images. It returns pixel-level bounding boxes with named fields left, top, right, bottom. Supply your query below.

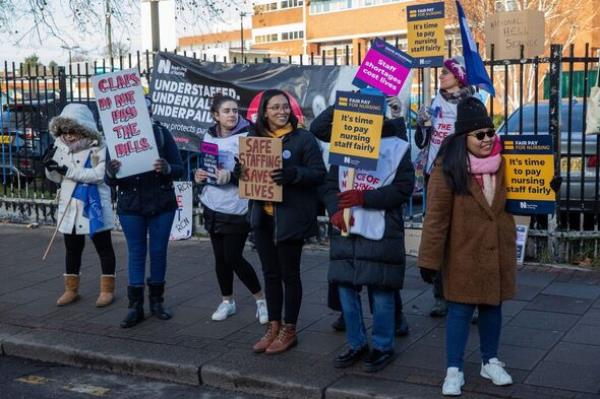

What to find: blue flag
left=456, top=0, right=495, bottom=96
left=71, top=155, right=104, bottom=237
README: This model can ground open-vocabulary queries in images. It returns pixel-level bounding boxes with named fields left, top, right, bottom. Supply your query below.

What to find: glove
left=386, top=96, right=402, bottom=118
left=215, top=169, right=231, bottom=185
left=46, top=161, right=68, bottom=175
left=107, top=159, right=121, bottom=177
left=271, top=167, right=297, bottom=185
left=550, top=176, right=562, bottom=193
left=42, top=146, right=57, bottom=167
left=417, top=105, right=431, bottom=125
left=153, top=158, right=171, bottom=175
left=419, top=267, right=437, bottom=284
left=330, top=210, right=354, bottom=234
left=231, top=157, right=243, bottom=181
left=337, top=189, right=366, bottom=209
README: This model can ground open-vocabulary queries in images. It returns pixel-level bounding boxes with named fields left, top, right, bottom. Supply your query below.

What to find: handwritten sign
left=407, top=2, right=446, bottom=67
left=200, top=142, right=218, bottom=185
left=502, top=135, right=555, bottom=214
left=352, top=38, right=414, bottom=96
left=329, top=91, right=384, bottom=171
left=91, top=69, right=159, bottom=178
left=170, top=181, right=193, bottom=240
left=485, top=10, right=544, bottom=59
left=238, top=136, right=282, bottom=202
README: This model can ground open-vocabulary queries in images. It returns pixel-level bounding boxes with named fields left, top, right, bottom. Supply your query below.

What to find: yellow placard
left=503, top=154, right=554, bottom=201
left=330, top=109, right=383, bottom=160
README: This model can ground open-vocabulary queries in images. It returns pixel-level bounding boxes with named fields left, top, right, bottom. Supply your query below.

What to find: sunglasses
left=468, top=129, right=496, bottom=141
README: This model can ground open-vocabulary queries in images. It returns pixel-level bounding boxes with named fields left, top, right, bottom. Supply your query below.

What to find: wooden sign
left=238, top=136, right=283, bottom=202
left=485, top=10, right=545, bottom=59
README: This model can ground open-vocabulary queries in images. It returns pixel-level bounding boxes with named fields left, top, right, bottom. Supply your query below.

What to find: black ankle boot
left=147, top=281, right=172, bottom=320
left=120, top=286, right=145, bottom=328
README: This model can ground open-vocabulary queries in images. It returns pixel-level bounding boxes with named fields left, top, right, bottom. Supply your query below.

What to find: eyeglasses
left=267, top=104, right=291, bottom=112
left=468, top=129, right=496, bottom=141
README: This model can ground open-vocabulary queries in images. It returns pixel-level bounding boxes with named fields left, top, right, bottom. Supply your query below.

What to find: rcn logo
left=157, top=59, right=171, bottom=74
left=519, top=202, right=536, bottom=210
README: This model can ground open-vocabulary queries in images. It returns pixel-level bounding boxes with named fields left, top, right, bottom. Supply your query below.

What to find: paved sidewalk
left=0, top=224, right=599, bottom=398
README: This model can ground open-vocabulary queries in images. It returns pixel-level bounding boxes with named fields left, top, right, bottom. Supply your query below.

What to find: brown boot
left=253, top=321, right=280, bottom=353
left=265, top=324, right=297, bottom=355
left=95, top=275, right=115, bottom=307
left=56, top=274, right=80, bottom=306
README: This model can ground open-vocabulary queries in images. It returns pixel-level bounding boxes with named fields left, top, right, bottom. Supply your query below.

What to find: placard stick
left=341, top=168, right=356, bottom=238
left=42, top=197, right=73, bottom=261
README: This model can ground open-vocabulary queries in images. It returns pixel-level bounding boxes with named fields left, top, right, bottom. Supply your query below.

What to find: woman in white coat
left=44, top=104, right=116, bottom=307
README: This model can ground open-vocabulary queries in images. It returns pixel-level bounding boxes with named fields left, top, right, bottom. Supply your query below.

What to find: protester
left=106, top=98, right=183, bottom=329
left=415, top=57, right=477, bottom=318
left=310, top=95, right=411, bottom=337
left=319, top=92, right=415, bottom=372
left=194, top=94, right=268, bottom=324
left=249, top=89, right=326, bottom=355
left=44, top=104, right=117, bottom=308
left=418, top=97, right=516, bottom=396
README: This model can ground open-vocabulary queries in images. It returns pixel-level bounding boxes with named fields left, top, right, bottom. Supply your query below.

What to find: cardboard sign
left=407, top=2, right=446, bottom=68
left=329, top=91, right=384, bottom=171
left=170, top=181, right=193, bottom=240
left=200, top=141, right=218, bottom=184
left=485, top=10, right=545, bottom=59
left=238, top=136, right=282, bottom=202
left=91, top=69, right=159, bottom=178
left=352, top=38, right=414, bottom=96
left=502, top=135, right=555, bottom=214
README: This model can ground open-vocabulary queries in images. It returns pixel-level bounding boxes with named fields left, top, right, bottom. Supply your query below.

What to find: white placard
left=170, top=181, right=193, bottom=240
left=91, top=69, right=159, bottom=178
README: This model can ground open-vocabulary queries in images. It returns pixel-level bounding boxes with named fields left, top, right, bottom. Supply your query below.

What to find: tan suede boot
left=265, top=324, right=297, bottom=355
left=252, top=321, right=280, bottom=353
left=56, top=274, right=80, bottom=306
left=95, top=275, right=115, bottom=307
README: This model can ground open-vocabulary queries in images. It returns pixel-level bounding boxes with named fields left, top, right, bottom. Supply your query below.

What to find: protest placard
left=238, top=136, right=282, bottom=202
left=91, top=69, right=159, bottom=178
left=502, top=135, right=555, bottom=214
left=200, top=141, right=218, bottom=184
left=485, top=10, right=545, bottom=59
left=170, top=181, right=193, bottom=240
left=352, top=38, right=414, bottom=96
left=407, top=2, right=446, bottom=68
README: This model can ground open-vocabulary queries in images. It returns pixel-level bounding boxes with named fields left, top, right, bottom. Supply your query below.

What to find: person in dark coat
left=194, top=94, right=267, bottom=324
left=320, top=94, right=415, bottom=373
left=105, top=100, right=184, bottom=329
left=249, top=89, right=327, bottom=355
left=309, top=98, right=410, bottom=337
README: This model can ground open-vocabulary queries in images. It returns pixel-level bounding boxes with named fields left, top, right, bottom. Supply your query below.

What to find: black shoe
left=147, top=280, right=172, bottom=320
left=334, top=345, right=369, bottom=368
left=120, top=286, right=145, bottom=329
left=364, top=349, right=396, bottom=373
left=395, top=313, right=410, bottom=337
left=430, top=298, right=448, bottom=317
left=331, top=314, right=346, bottom=332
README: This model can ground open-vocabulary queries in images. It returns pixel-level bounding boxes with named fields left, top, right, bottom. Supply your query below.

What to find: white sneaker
left=211, top=300, right=236, bottom=321
left=256, top=299, right=268, bottom=325
left=480, top=358, right=513, bottom=386
left=442, top=367, right=465, bottom=396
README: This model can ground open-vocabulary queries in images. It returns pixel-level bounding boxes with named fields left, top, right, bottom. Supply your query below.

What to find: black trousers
left=209, top=232, right=261, bottom=297
left=64, top=229, right=116, bottom=275
left=328, top=282, right=404, bottom=316
left=253, top=216, right=304, bottom=324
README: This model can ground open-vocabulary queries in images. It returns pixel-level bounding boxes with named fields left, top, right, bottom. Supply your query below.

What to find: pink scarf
left=468, top=138, right=502, bottom=206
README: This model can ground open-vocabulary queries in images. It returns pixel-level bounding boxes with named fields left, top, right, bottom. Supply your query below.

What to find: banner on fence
left=238, top=136, right=282, bottom=202
left=407, top=2, right=446, bottom=68
left=484, top=10, right=545, bottom=59
left=200, top=141, right=218, bottom=184
left=329, top=91, right=384, bottom=170
left=150, top=52, right=363, bottom=152
left=352, top=38, right=414, bottom=96
left=502, top=135, right=555, bottom=214
left=91, top=69, right=159, bottom=178
left=170, top=181, right=193, bottom=240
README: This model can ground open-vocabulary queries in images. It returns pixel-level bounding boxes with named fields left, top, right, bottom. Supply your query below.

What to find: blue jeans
left=338, top=284, right=395, bottom=352
left=446, top=301, right=502, bottom=370
left=119, top=211, right=175, bottom=286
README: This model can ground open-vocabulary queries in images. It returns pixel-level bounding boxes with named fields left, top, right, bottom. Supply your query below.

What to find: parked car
left=497, top=100, right=599, bottom=212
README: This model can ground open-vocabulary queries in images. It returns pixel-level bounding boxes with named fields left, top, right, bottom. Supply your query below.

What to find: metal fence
left=1, top=40, right=599, bottom=262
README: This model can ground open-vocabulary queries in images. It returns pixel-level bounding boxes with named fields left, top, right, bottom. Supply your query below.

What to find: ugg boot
left=265, top=323, right=297, bottom=354
left=56, top=274, right=81, bottom=306
left=253, top=321, right=280, bottom=353
left=120, top=286, right=145, bottom=328
left=95, top=275, right=115, bottom=307
left=147, top=280, right=172, bottom=320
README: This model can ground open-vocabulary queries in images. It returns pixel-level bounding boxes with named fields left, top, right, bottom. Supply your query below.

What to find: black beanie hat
left=454, top=97, right=494, bottom=135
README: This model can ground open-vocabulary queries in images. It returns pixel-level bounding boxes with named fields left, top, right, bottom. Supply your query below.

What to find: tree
left=23, top=53, right=42, bottom=75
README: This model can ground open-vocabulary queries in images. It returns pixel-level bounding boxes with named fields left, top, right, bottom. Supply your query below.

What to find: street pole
left=240, top=12, right=246, bottom=61
left=106, top=0, right=113, bottom=65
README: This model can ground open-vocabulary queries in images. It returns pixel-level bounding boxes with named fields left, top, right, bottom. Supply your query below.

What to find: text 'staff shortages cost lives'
left=502, top=135, right=556, bottom=214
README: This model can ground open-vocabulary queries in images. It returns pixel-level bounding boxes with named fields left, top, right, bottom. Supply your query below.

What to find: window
left=280, top=0, right=303, bottom=9
left=281, top=30, right=303, bottom=41
left=255, top=33, right=279, bottom=44
left=254, top=2, right=278, bottom=13
left=309, top=0, right=405, bottom=14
